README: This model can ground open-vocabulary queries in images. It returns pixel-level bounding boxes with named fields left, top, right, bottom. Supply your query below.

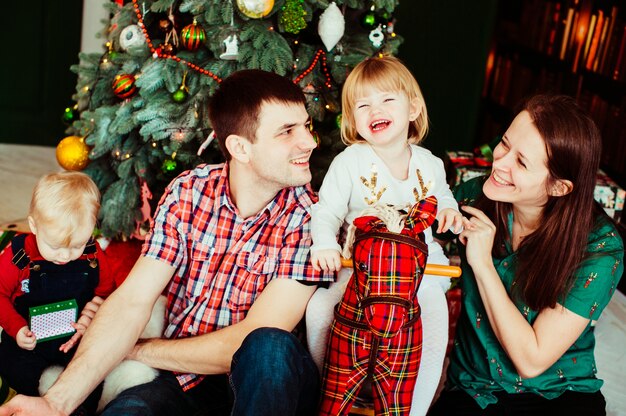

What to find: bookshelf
left=478, top=0, right=626, bottom=208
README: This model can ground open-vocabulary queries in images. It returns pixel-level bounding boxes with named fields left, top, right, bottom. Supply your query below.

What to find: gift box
left=444, top=150, right=492, bottom=187
left=595, top=170, right=625, bottom=223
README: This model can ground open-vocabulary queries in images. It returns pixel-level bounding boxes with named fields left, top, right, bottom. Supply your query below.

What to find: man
left=0, top=69, right=333, bottom=416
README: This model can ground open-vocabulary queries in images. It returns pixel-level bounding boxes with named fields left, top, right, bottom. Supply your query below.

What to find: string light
left=132, top=0, right=221, bottom=83
left=172, top=130, right=186, bottom=142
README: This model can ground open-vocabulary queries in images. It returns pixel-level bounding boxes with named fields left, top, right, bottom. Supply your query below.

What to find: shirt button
left=503, top=262, right=508, bottom=267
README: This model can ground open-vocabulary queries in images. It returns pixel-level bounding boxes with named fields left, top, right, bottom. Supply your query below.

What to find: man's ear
left=28, top=216, right=38, bottom=235
left=549, top=179, right=573, bottom=197
left=225, top=134, right=251, bottom=163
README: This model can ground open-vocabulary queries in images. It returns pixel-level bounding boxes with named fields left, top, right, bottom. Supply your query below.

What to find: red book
left=586, top=10, right=604, bottom=70
left=560, top=7, right=576, bottom=60
left=613, top=25, right=626, bottom=81
left=598, top=7, right=618, bottom=73
left=547, top=2, right=562, bottom=56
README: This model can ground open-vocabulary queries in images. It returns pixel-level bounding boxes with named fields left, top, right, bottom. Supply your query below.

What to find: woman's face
left=483, top=111, right=552, bottom=208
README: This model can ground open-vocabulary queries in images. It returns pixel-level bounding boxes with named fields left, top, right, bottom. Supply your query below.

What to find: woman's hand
left=459, top=205, right=496, bottom=271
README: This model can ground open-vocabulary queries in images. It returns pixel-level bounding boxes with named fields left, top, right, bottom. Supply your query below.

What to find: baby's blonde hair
left=29, top=171, right=100, bottom=246
left=341, top=55, right=429, bottom=146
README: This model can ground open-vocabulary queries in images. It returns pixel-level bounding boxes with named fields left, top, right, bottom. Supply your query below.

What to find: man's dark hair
left=208, top=69, right=306, bottom=160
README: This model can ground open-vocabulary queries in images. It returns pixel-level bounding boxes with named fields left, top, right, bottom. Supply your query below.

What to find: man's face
left=246, top=101, right=317, bottom=192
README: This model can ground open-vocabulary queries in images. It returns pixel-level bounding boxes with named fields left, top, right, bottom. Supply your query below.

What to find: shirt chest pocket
left=186, top=242, right=215, bottom=301
left=227, top=251, right=278, bottom=318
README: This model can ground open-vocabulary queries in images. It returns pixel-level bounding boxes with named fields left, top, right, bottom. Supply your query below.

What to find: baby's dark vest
left=11, top=234, right=100, bottom=328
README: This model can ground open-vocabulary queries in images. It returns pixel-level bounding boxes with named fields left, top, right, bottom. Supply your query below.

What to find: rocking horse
left=319, top=195, right=438, bottom=416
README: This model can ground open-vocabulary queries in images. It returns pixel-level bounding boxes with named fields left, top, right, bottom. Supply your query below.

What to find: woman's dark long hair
left=477, top=94, right=602, bottom=310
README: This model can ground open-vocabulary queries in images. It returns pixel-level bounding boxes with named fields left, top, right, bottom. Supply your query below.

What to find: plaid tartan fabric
left=320, top=196, right=437, bottom=416
left=142, top=163, right=332, bottom=390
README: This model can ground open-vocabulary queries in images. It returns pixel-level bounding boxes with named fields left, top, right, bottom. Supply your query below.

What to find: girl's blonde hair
left=341, top=55, right=429, bottom=146
left=29, top=171, right=100, bottom=245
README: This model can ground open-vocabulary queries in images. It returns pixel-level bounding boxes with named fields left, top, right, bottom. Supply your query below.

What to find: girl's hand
left=311, top=249, right=342, bottom=272
left=459, top=205, right=496, bottom=271
left=16, top=326, right=37, bottom=350
left=59, top=296, right=104, bottom=353
left=436, top=208, right=464, bottom=234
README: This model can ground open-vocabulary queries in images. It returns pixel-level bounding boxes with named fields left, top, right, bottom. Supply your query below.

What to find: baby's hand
left=59, top=296, right=104, bottom=353
left=437, top=208, right=464, bottom=234
left=16, top=326, right=37, bottom=350
left=311, top=249, right=342, bottom=272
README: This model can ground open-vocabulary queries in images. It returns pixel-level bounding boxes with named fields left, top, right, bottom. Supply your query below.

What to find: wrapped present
left=444, top=150, right=492, bottom=187
left=595, top=170, right=625, bottom=222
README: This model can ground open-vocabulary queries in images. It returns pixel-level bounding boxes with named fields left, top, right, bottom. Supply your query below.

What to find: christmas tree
left=60, top=0, right=403, bottom=239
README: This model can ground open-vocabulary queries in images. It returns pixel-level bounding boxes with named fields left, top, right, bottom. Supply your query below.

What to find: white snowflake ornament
left=318, top=2, right=344, bottom=52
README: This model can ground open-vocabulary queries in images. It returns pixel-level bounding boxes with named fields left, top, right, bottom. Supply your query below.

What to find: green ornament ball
left=108, top=50, right=119, bottom=60
left=62, top=106, right=76, bottom=125
left=336, top=113, right=342, bottom=129
left=376, top=11, right=391, bottom=26
left=171, top=88, right=188, bottom=103
left=161, top=158, right=177, bottom=173
left=361, top=11, right=377, bottom=29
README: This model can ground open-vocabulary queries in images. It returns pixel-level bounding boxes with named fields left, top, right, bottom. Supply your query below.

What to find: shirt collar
left=214, top=162, right=292, bottom=222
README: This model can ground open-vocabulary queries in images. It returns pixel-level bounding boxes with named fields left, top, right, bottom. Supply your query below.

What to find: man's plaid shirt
left=142, top=163, right=333, bottom=390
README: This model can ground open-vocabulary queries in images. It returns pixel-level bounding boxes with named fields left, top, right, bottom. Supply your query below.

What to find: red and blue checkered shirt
left=142, top=163, right=332, bottom=390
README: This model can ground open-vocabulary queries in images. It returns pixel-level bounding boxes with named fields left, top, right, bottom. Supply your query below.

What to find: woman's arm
left=460, top=205, right=590, bottom=378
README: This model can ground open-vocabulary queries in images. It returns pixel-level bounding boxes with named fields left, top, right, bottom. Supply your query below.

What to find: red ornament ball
left=180, top=21, right=206, bottom=51
left=112, top=74, right=137, bottom=99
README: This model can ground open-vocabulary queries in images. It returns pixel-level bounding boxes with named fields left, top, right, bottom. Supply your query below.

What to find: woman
left=429, top=94, right=623, bottom=415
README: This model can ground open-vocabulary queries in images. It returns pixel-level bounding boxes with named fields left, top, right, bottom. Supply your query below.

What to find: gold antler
left=412, top=169, right=431, bottom=201
left=360, top=164, right=387, bottom=205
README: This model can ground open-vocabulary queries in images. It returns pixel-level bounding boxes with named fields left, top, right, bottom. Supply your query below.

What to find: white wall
left=81, top=0, right=111, bottom=53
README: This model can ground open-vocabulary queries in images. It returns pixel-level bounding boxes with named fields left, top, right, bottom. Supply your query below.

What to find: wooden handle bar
left=340, top=258, right=461, bottom=278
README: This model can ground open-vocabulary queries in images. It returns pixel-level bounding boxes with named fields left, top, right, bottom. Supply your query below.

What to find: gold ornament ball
left=236, top=0, right=274, bottom=18
left=56, top=136, right=90, bottom=171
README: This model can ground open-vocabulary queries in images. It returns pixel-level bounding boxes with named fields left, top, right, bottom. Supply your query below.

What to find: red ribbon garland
left=130, top=0, right=333, bottom=88
left=294, top=49, right=333, bottom=88
left=131, top=0, right=221, bottom=83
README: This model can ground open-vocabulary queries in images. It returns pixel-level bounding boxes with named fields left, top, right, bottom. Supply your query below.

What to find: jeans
left=100, top=327, right=321, bottom=416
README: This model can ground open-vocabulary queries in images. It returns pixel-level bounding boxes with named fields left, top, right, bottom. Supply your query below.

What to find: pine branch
left=239, top=22, right=293, bottom=75
left=151, top=0, right=177, bottom=13
left=179, top=0, right=207, bottom=15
